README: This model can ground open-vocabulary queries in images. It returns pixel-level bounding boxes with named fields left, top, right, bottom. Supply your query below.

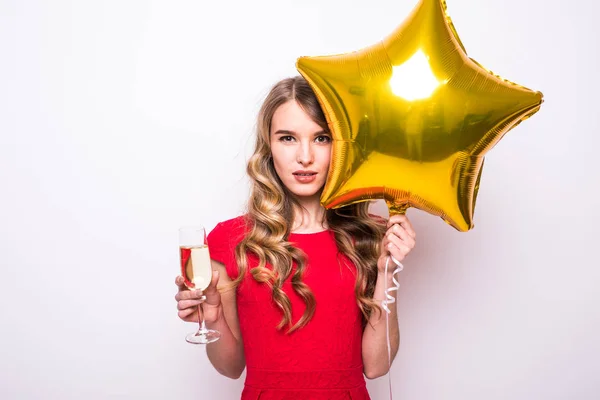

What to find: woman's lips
left=293, top=172, right=317, bottom=183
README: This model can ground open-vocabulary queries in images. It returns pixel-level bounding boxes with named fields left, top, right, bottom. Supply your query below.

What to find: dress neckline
left=289, top=229, right=331, bottom=237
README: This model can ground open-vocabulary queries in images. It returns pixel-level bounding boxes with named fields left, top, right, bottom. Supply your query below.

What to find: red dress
left=207, top=216, right=371, bottom=400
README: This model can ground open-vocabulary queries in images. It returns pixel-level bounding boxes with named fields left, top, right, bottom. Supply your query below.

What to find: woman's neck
left=291, top=195, right=328, bottom=233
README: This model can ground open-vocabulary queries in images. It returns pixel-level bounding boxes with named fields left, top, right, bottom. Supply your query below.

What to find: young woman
left=175, top=76, right=416, bottom=399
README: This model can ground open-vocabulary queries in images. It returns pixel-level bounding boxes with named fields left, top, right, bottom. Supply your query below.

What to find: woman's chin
left=286, top=184, right=325, bottom=201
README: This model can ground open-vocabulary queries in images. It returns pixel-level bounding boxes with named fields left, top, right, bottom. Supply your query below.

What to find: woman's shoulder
left=206, top=215, right=249, bottom=271
left=208, top=215, right=250, bottom=245
left=214, top=215, right=248, bottom=231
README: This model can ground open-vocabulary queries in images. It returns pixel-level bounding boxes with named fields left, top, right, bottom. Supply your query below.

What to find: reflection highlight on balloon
left=389, top=50, right=442, bottom=101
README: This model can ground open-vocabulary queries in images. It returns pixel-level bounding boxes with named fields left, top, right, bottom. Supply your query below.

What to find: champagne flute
left=179, top=225, right=221, bottom=344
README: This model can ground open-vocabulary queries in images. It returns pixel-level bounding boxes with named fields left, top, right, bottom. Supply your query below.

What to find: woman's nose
left=296, top=142, right=314, bottom=165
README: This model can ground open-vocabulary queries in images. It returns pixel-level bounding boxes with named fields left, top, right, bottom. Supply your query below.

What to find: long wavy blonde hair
left=232, top=76, right=385, bottom=333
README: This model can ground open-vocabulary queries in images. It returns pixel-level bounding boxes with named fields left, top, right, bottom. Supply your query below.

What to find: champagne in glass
left=179, top=226, right=221, bottom=344
left=180, top=245, right=212, bottom=291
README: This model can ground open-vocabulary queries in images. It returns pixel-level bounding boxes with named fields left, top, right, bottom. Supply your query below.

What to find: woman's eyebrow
left=273, top=129, right=296, bottom=135
left=273, top=129, right=329, bottom=136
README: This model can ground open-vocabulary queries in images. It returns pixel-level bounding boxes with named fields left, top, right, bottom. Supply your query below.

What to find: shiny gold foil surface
left=297, top=0, right=543, bottom=231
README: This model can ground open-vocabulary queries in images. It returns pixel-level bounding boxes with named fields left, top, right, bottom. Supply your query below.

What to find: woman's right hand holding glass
left=175, top=269, right=222, bottom=324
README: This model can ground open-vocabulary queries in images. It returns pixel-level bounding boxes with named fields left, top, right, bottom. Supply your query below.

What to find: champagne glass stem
left=197, top=304, right=207, bottom=333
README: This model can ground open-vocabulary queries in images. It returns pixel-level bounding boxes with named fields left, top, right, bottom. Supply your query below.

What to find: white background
left=1, top=0, right=599, bottom=399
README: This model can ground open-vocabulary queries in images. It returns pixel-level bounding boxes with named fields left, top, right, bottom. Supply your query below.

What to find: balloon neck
left=386, top=201, right=408, bottom=216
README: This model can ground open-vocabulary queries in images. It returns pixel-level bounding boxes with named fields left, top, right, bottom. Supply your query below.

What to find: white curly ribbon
left=382, top=255, right=403, bottom=400
left=382, top=255, right=403, bottom=313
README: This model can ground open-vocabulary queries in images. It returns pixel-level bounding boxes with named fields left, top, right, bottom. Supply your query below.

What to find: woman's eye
left=315, top=135, right=332, bottom=143
left=279, top=136, right=295, bottom=142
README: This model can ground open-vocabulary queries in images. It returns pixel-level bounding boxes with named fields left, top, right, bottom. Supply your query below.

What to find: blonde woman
left=175, top=76, right=416, bottom=399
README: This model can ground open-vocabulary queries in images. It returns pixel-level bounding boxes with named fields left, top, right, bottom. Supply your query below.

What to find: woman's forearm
left=205, top=307, right=246, bottom=379
left=361, top=270, right=400, bottom=379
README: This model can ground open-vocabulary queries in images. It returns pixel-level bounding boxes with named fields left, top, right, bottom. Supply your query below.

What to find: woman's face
left=270, top=100, right=332, bottom=200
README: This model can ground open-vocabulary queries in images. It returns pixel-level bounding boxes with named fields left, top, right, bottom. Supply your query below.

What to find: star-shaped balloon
left=296, top=0, right=543, bottom=231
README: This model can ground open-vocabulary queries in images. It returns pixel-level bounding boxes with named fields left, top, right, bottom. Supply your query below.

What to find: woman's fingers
left=384, top=224, right=415, bottom=249
left=390, top=224, right=416, bottom=248
left=175, top=271, right=222, bottom=323
left=387, top=214, right=416, bottom=239
left=177, top=298, right=205, bottom=311
left=380, top=215, right=416, bottom=265
left=174, top=288, right=204, bottom=301
left=386, top=235, right=412, bottom=256
left=386, top=242, right=408, bottom=262
left=174, top=276, right=205, bottom=302
left=389, top=224, right=416, bottom=248
left=385, top=231, right=411, bottom=250
left=178, top=308, right=196, bottom=320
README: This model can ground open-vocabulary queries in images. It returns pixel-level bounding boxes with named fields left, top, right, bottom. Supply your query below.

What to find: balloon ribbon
left=382, top=255, right=403, bottom=399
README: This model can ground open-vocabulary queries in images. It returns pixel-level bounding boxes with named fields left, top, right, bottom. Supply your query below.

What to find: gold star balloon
left=296, top=0, right=543, bottom=231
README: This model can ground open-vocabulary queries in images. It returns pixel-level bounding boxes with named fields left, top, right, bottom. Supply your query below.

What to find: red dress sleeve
left=206, top=216, right=248, bottom=281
